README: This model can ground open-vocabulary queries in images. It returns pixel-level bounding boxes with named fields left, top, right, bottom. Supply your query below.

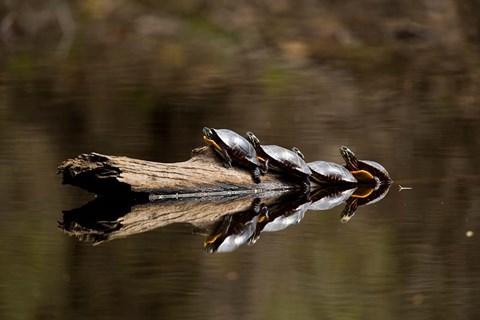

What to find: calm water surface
left=2, top=90, right=479, bottom=320
left=2, top=27, right=480, bottom=320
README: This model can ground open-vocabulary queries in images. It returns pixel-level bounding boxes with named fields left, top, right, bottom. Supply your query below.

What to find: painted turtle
left=340, top=146, right=392, bottom=184
left=203, top=127, right=266, bottom=183
left=246, top=132, right=311, bottom=188
left=308, top=186, right=356, bottom=211
left=204, top=206, right=263, bottom=253
left=308, top=161, right=358, bottom=186
left=340, top=183, right=391, bottom=223
left=250, top=191, right=310, bottom=243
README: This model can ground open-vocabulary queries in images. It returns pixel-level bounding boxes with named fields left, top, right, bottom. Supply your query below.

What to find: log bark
left=58, top=146, right=300, bottom=199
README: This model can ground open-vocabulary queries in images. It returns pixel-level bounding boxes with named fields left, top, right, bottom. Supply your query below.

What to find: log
left=57, top=147, right=393, bottom=246
left=58, top=146, right=300, bottom=199
left=58, top=190, right=296, bottom=245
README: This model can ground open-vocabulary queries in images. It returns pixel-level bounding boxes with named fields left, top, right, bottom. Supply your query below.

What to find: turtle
left=203, top=127, right=266, bottom=183
left=340, top=183, right=391, bottom=223
left=307, top=186, right=356, bottom=211
left=246, top=132, right=312, bottom=188
left=204, top=206, right=264, bottom=253
left=308, top=161, right=358, bottom=186
left=340, top=146, right=392, bottom=184
left=249, top=191, right=310, bottom=244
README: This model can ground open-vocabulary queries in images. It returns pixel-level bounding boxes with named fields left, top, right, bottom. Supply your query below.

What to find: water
left=2, top=2, right=480, bottom=319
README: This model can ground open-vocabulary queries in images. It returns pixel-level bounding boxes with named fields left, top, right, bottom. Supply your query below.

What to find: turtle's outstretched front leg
left=260, top=159, right=269, bottom=175
left=218, top=145, right=232, bottom=168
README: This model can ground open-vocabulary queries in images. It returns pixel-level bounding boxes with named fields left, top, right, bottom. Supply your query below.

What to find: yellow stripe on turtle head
left=203, top=136, right=222, bottom=152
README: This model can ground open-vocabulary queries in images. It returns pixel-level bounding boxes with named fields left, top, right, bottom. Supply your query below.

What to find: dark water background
left=1, top=1, right=480, bottom=319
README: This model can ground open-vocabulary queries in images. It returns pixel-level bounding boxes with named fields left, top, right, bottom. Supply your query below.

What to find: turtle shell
left=308, top=187, right=356, bottom=211
left=205, top=213, right=259, bottom=253
left=250, top=191, right=310, bottom=243
left=260, top=145, right=312, bottom=176
left=340, top=183, right=391, bottom=223
left=213, top=129, right=261, bottom=167
left=262, top=203, right=308, bottom=232
left=357, top=160, right=391, bottom=182
left=308, top=161, right=357, bottom=185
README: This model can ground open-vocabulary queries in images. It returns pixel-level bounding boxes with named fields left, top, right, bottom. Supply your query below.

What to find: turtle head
left=203, top=127, right=222, bottom=151
left=203, top=127, right=214, bottom=139
left=292, top=147, right=305, bottom=160
left=246, top=132, right=260, bottom=147
left=340, top=198, right=358, bottom=224
left=340, top=146, right=358, bottom=168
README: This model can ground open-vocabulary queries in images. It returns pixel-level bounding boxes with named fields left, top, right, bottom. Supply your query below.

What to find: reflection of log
left=59, top=191, right=293, bottom=244
left=58, top=146, right=299, bottom=199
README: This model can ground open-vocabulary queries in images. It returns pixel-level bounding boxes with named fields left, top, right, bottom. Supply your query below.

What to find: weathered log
left=58, top=146, right=300, bottom=199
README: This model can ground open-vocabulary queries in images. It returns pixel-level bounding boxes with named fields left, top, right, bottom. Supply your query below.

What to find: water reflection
left=204, top=200, right=263, bottom=253
left=251, top=191, right=311, bottom=243
left=59, top=184, right=391, bottom=251
left=340, top=183, right=392, bottom=223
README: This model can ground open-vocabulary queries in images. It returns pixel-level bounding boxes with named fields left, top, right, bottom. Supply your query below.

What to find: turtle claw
left=252, top=167, right=262, bottom=184
left=260, top=165, right=268, bottom=175
left=251, top=198, right=262, bottom=213
left=260, top=159, right=269, bottom=175
left=223, top=160, right=232, bottom=169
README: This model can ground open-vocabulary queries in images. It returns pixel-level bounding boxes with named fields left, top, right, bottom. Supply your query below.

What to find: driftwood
left=58, top=146, right=307, bottom=245
left=58, top=146, right=300, bottom=199
left=59, top=190, right=297, bottom=244
left=57, top=146, right=392, bottom=248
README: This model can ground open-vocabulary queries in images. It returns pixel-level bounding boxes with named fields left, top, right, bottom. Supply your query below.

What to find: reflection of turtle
left=250, top=191, right=310, bottom=243
left=308, top=161, right=357, bottom=186
left=308, top=186, right=356, bottom=211
left=246, top=132, right=311, bottom=188
left=203, top=127, right=266, bottom=183
left=340, top=146, right=392, bottom=184
left=340, top=183, right=391, bottom=223
left=204, top=201, right=265, bottom=253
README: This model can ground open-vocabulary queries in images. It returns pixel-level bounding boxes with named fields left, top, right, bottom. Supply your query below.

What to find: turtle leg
left=260, top=159, right=269, bottom=175
left=249, top=205, right=268, bottom=245
left=252, top=167, right=261, bottom=184
left=218, top=145, right=232, bottom=168
left=251, top=198, right=261, bottom=213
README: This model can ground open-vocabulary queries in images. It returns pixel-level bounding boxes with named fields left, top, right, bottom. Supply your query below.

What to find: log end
left=58, top=153, right=134, bottom=197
